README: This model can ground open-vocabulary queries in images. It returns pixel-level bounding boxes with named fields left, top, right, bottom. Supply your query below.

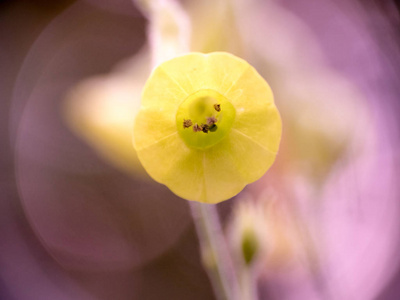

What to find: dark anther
left=193, top=123, right=203, bottom=132
left=206, top=116, right=217, bottom=126
left=214, top=104, right=221, bottom=112
left=201, top=124, right=209, bottom=133
left=183, top=119, right=193, bottom=128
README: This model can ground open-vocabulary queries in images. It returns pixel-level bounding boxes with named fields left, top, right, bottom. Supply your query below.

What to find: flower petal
left=141, top=67, right=189, bottom=112
left=226, top=66, right=282, bottom=153
left=157, top=52, right=249, bottom=95
left=136, top=133, right=206, bottom=201
left=200, top=130, right=277, bottom=203
left=134, top=107, right=177, bottom=151
left=136, top=127, right=276, bottom=203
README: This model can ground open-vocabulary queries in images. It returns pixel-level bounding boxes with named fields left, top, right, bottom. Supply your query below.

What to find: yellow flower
left=133, top=52, right=282, bottom=203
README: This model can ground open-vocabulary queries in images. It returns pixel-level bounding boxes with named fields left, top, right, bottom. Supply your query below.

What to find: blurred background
left=1, top=0, right=400, bottom=299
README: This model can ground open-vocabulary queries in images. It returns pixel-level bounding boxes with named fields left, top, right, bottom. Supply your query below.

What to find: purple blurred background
left=1, top=0, right=400, bottom=299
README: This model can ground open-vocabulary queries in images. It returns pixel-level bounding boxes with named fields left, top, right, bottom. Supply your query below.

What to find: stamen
left=183, top=119, right=193, bottom=129
left=201, top=124, right=209, bottom=133
left=206, top=116, right=217, bottom=126
left=193, top=123, right=203, bottom=132
left=214, top=104, right=221, bottom=112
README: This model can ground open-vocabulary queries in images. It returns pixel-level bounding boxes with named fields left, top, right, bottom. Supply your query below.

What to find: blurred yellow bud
left=64, top=52, right=151, bottom=177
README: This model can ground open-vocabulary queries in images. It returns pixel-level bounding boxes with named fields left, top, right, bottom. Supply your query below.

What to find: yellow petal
left=133, top=107, right=177, bottom=151
left=136, top=133, right=206, bottom=201
left=202, top=52, right=250, bottom=94
left=157, top=53, right=207, bottom=95
left=227, top=65, right=281, bottom=153
left=201, top=130, right=277, bottom=203
left=155, top=52, right=249, bottom=95
left=141, top=67, right=189, bottom=112
left=136, top=129, right=277, bottom=204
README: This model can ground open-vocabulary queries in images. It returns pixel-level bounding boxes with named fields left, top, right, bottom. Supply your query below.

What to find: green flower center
left=176, top=89, right=236, bottom=149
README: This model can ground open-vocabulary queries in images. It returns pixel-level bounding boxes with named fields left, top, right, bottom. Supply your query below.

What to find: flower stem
left=190, top=202, right=238, bottom=300
left=239, top=267, right=258, bottom=300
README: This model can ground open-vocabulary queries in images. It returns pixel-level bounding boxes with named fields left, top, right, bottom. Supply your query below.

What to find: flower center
left=176, top=89, right=236, bottom=149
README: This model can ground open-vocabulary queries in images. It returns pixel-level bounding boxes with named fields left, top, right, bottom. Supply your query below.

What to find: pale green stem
left=190, top=202, right=239, bottom=300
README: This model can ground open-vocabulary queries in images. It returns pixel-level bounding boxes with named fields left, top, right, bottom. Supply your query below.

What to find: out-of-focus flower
left=229, top=191, right=313, bottom=270
left=133, top=52, right=282, bottom=203
left=228, top=195, right=268, bottom=267
left=184, top=0, right=242, bottom=54
left=64, top=50, right=151, bottom=178
left=135, top=0, right=190, bottom=65
left=228, top=191, right=319, bottom=300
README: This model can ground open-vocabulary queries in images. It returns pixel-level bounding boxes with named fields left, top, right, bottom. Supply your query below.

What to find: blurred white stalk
left=239, top=268, right=257, bottom=300
left=190, top=203, right=239, bottom=300
left=134, top=0, right=190, bottom=66
left=133, top=1, right=240, bottom=299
